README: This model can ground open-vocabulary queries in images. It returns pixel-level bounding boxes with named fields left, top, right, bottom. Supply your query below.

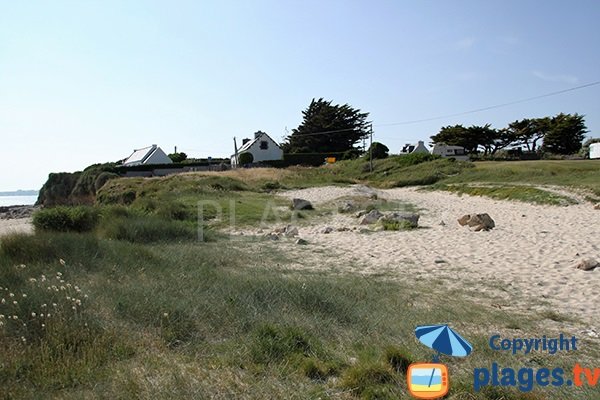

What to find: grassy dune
left=2, top=232, right=598, bottom=399
left=2, top=158, right=599, bottom=398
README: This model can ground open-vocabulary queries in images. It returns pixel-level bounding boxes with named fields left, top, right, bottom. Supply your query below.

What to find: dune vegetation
left=2, top=157, right=599, bottom=399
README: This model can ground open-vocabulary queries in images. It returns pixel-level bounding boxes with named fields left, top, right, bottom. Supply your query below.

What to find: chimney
left=418, top=141, right=424, bottom=146
left=242, top=138, right=250, bottom=145
left=255, top=131, right=262, bottom=139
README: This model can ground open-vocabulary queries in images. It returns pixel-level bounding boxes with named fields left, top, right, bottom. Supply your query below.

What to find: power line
left=282, top=80, right=599, bottom=138
left=375, top=80, right=600, bottom=127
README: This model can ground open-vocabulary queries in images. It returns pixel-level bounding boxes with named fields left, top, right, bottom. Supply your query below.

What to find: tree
left=367, top=142, right=389, bottom=159
left=430, top=124, right=484, bottom=154
left=542, top=113, right=587, bottom=155
left=506, top=118, right=550, bottom=152
left=168, top=152, right=188, bottom=163
left=238, top=152, right=254, bottom=165
left=282, top=98, right=370, bottom=154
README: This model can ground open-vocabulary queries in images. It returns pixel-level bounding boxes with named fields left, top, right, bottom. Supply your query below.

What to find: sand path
left=270, top=186, right=600, bottom=327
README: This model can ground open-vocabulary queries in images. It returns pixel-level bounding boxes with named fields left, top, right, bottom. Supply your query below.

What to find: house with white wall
left=400, top=140, right=430, bottom=155
left=590, top=143, right=600, bottom=159
left=431, top=143, right=469, bottom=161
left=122, top=144, right=173, bottom=166
left=231, top=132, right=284, bottom=167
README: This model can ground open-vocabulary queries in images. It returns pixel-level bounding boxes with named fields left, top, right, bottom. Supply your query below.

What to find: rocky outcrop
left=359, top=210, right=384, bottom=225
left=572, top=258, right=599, bottom=271
left=0, top=205, right=37, bottom=220
left=458, top=213, right=495, bottom=231
left=291, top=198, right=313, bottom=210
left=381, top=212, right=420, bottom=229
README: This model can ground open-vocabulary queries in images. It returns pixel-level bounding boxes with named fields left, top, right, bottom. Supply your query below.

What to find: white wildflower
left=57, top=271, right=63, bottom=276
left=13, top=315, right=18, bottom=320
left=13, top=301, right=17, bottom=305
left=22, top=293, right=27, bottom=298
left=59, top=259, right=66, bottom=266
left=41, top=323, right=45, bottom=328
left=29, top=278, right=37, bottom=283
left=9, top=293, right=14, bottom=297
left=1, top=298, right=5, bottom=304
left=31, top=312, right=36, bottom=317
left=41, top=304, right=47, bottom=308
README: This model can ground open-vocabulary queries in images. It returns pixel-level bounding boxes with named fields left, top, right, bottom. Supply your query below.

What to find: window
left=260, top=141, right=268, bottom=150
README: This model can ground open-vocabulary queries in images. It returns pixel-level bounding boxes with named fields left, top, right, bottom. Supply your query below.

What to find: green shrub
left=94, top=171, right=119, bottom=192
left=32, top=206, right=99, bottom=232
left=0, top=232, right=101, bottom=264
left=238, top=152, right=254, bottom=165
left=98, top=214, right=198, bottom=243
left=381, top=220, right=415, bottom=231
left=366, top=142, right=389, bottom=160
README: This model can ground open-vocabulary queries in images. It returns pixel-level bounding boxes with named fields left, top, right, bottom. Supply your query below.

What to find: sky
left=1, top=0, right=599, bottom=191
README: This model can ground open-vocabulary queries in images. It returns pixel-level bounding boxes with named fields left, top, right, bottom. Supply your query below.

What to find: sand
left=0, top=217, right=33, bottom=237
left=258, top=185, right=600, bottom=327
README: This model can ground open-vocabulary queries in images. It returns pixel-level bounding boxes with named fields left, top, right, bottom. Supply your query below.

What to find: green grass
left=439, top=160, right=600, bottom=199
left=431, top=184, right=578, bottom=206
left=1, top=232, right=599, bottom=399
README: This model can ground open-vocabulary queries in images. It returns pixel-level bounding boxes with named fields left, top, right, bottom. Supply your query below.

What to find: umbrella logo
left=407, top=324, right=473, bottom=399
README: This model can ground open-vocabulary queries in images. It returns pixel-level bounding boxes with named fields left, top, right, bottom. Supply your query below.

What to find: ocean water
left=0, top=195, right=38, bottom=207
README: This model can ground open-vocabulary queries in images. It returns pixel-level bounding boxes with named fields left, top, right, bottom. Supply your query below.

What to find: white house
left=431, top=143, right=469, bottom=161
left=400, top=141, right=430, bottom=155
left=231, top=132, right=284, bottom=167
left=122, top=144, right=173, bottom=166
left=590, top=143, right=600, bottom=159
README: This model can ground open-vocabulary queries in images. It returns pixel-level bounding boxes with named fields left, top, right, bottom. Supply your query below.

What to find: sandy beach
left=248, top=185, right=600, bottom=328
left=0, top=217, right=34, bottom=236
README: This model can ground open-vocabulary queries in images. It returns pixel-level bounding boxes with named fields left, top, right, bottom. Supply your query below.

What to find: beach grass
left=1, top=230, right=599, bottom=399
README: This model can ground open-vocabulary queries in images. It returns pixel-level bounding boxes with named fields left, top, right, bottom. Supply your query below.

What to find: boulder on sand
left=359, top=210, right=383, bottom=225
left=381, top=212, right=420, bottom=228
left=291, top=198, right=313, bottom=210
left=458, top=214, right=495, bottom=231
left=572, top=258, right=599, bottom=271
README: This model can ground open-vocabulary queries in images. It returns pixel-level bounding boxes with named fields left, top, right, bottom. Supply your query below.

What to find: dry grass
left=183, top=168, right=293, bottom=183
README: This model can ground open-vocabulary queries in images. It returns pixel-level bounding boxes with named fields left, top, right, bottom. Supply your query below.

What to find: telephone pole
left=369, top=124, right=373, bottom=173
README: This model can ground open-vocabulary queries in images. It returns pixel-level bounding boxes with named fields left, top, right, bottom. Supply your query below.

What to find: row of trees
left=430, top=113, right=588, bottom=155
left=279, top=98, right=590, bottom=158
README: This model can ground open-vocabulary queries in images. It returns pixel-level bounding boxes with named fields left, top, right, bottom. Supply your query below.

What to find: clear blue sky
left=1, top=0, right=599, bottom=191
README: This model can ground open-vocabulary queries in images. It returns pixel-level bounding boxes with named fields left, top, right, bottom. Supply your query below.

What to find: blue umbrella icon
left=414, top=324, right=473, bottom=389
left=415, top=324, right=473, bottom=361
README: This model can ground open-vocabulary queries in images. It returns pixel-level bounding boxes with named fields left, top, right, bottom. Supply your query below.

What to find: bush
left=94, top=172, right=119, bottom=192
left=238, top=152, right=254, bottom=165
left=97, top=213, right=199, bottom=243
left=33, top=206, right=99, bottom=233
left=367, top=142, right=389, bottom=160
left=381, top=220, right=415, bottom=231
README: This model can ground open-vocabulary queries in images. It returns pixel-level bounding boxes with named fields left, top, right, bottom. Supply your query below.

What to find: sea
left=0, top=195, right=38, bottom=207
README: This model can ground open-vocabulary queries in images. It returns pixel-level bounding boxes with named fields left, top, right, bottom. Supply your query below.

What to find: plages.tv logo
left=407, top=324, right=473, bottom=399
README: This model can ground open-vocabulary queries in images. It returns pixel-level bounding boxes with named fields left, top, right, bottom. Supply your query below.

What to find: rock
left=355, top=210, right=368, bottom=218
left=265, top=233, right=280, bottom=241
left=284, top=225, right=299, bottom=237
left=358, top=228, right=370, bottom=234
left=595, top=203, right=600, bottom=210
left=291, top=198, right=313, bottom=210
left=434, top=259, right=447, bottom=264
left=372, top=225, right=385, bottom=232
left=295, top=238, right=308, bottom=245
left=321, top=226, right=334, bottom=234
left=572, top=258, right=599, bottom=271
left=338, top=201, right=356, bottom=213
left=457, top=215, right=470, bottom=226
left=0, top=205, right=37, bottom=220
left=381, top=212, right=420, bottom=228
left=336, top=227, right=350, bottom=232
left=359, top=210, right=383, bottom=225
left=273, top=226, right=286, bottom=234
left=458, top=214, right=495, bottom=231
left=439, top=220, right=446, bottom=226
